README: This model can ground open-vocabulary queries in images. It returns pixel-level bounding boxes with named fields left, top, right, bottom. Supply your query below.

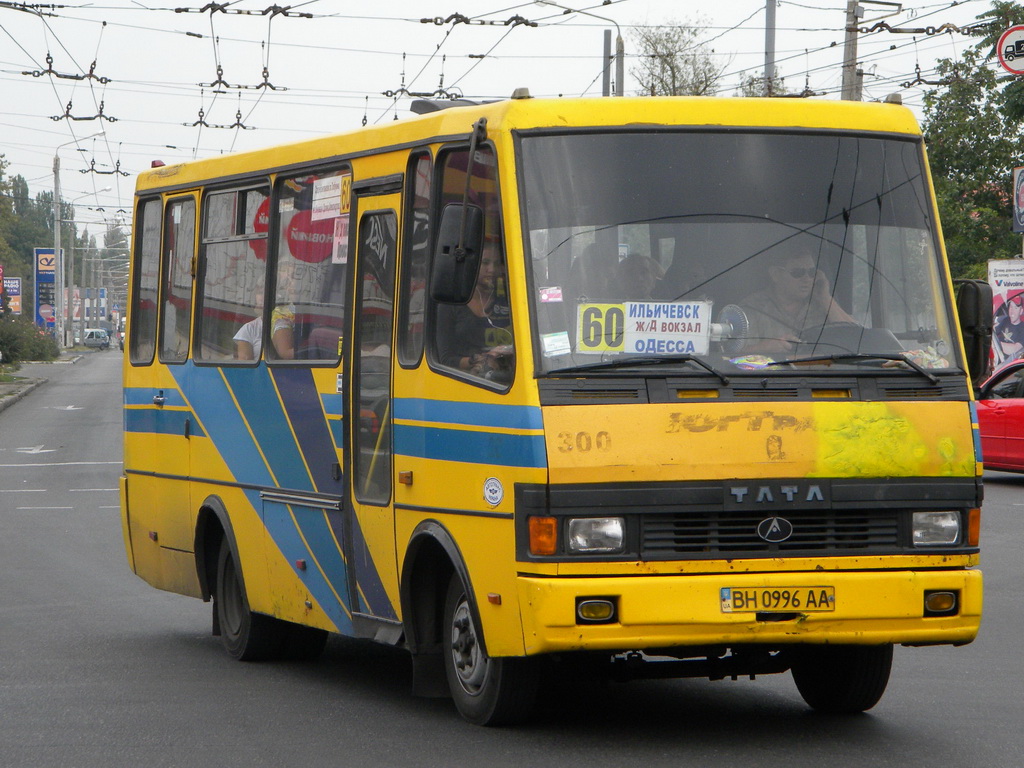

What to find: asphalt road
left=0, top=351, right=1021, bottom=767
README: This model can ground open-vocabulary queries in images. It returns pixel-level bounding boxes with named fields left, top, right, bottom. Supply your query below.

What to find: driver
left=741, top=249, right=856, bottom=356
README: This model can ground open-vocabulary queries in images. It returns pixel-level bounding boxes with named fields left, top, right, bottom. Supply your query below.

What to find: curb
left=0, top=378, right=47, bottom=415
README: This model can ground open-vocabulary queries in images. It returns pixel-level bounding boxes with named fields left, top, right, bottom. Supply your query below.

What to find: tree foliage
left=630, top=21, right=726, bottom=96
left=923, top=4, right=1024, bottom=278
left=0, top=155, right=125, bottom=356
left=736, top=70, right=789, bottom=98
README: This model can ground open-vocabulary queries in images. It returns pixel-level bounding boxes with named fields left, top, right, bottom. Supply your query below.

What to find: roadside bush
left=0, top=317, right=60, bottom=364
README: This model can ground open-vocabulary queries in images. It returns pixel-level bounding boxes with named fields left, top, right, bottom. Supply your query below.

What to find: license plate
left=720, top=586, right=835, bottom=613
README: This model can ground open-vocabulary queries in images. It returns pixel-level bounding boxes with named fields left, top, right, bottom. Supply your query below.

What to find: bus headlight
left=912, top=511, right=961, bottom=546
left=567, top=517, right=624, bottom=553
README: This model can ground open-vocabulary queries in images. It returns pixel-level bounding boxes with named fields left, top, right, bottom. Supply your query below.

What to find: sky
left=0, top=0, right=1006, bottom=235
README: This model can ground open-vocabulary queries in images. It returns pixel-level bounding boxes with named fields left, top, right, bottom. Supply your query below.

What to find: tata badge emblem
left=756, top=516, right=794, bottom=543
left=483, top=477, right=504, bottom=506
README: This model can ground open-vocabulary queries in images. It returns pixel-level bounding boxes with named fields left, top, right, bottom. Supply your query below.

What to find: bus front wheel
left=214, top=541, right=286, bottom=661
left=443, top=574, right=538, bottom=725
left=790, top=644, right=893, bottom=713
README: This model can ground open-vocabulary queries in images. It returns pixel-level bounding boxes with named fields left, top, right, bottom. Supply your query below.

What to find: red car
left=976, top=359, right=1024, bottom=471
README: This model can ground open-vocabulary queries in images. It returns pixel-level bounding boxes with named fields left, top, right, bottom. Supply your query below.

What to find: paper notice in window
left=312, top=176, right=343, bottom=221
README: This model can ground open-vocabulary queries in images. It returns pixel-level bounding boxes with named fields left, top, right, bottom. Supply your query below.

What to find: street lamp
left=53, top=131, right=104, bottom=347
left=535, top=0, right=624, bottom=97
left=68, top=187, right=112, bottom=344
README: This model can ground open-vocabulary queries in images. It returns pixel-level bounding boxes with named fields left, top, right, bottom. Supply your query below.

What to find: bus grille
left=641, top=509, right=901, bottom=558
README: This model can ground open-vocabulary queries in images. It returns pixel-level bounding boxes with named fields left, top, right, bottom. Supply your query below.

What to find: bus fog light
left=576, top=598, right=617, bottom=624
left=912, top=511, right=960, bottom=546
left=924, top=590, right=958, bottom=616
left=567, top=517, right=624, bottom=553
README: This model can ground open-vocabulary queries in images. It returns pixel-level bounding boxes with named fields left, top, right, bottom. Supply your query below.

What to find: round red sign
left=997, top=26, right=1024, bottom=75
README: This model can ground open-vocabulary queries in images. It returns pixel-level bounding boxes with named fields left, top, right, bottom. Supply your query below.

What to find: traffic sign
left=997, top=26, right=1024, bottom=75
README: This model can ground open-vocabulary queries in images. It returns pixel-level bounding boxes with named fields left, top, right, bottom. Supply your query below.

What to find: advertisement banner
left=34, top=247, right=58, bottom=327
left=3, top=276, right=23, bottom=314
left=989, top=259, right=1024, bottom=366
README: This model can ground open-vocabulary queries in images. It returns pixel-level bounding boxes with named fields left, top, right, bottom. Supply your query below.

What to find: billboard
left=34, top=247, right=59, bottom=328
left=3, top=276, right=23, bottom=315
left=989, top=259, right=1024, bottom=367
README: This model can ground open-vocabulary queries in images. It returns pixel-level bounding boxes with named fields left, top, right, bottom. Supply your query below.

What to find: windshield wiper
left=549, top=355, right=730, bottom=385
left=763, top=352, right=940, bottom=384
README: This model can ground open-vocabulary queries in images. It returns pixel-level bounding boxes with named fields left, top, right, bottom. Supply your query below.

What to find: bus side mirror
left=430, top=203, right=484, bottom=304
left=954, top=278, right=993, bottom=385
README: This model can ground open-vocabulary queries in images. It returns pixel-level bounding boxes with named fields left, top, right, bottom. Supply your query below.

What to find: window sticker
left=541, top=331, right=572, bottom=357
left=332, top=216, right=349, bottom=264
left=576, top=301, right=712, bottom=355
left=539, top=286, right=563, bottom=303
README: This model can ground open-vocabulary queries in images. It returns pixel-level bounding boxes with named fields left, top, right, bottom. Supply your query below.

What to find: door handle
left=153, top=390, right=166, bottom=406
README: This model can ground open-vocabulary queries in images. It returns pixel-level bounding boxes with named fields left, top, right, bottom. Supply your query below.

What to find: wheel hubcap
left=450, top=595, right=488, bottom=695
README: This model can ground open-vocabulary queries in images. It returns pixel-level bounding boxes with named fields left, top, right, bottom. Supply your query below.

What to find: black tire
left=443, top=574, right=538, bottom=726
left=214, top=541, right=287, bottom=661
left=790, top=644, right=893, bottom=713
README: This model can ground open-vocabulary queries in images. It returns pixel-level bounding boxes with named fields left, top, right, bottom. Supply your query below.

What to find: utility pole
left=537, top=1, right=623, bottom=96
left=841, top=1, right=863, bottom=101
left=603, top=29, right=612, bottom=97
left=764, top=0, right=776, bottom=96
left=52, top=153, right=64, bottom=347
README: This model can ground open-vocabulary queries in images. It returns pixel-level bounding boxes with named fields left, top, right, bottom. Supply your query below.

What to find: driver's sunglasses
left=786, top=267, right=815, bottom=279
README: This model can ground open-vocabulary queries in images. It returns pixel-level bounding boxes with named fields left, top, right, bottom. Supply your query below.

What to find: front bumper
left=517, top=568, right=982, bottom=654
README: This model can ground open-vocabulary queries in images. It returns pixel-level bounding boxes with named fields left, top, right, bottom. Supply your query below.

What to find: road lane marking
left=0, top=461, right=122, bottom=468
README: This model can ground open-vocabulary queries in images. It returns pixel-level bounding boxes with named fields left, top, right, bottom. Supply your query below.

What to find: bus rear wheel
left=443, top=574, right=538, bottom=726
left=214, top=541, right=287, bottom=661
left=790, top=644, right=893, bottom=713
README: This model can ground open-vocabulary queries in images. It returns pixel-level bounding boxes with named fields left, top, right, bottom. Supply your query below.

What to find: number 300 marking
left=557, top=431, right=611, bottom=453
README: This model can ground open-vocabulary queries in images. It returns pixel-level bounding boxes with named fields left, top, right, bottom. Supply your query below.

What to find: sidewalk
left=0, top=351, right=83, bottom=415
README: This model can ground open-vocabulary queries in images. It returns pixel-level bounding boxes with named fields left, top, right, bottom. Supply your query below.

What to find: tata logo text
left=728, top=484, right=824, bottom=503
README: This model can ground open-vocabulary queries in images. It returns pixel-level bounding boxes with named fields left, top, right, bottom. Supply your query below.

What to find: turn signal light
left=967, top=508, right=981, bottom=547
left=529, top=516, right=558, bottom=556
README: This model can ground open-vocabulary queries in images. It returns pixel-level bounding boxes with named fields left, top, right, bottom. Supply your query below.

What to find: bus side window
left=158, top=197, right=196, bottom=362
left=268, top=169, right=350, bottom=362
left=129, top=198, right=161, bottom=364
left=196, top=187, right=269, bottom=362
left=397, top=152, right=431, bottom=367
left=428, top=145, right=515, bottom=386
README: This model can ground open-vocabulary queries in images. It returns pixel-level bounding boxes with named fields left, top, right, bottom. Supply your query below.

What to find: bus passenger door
left=345, top=191, right=402, bottom=635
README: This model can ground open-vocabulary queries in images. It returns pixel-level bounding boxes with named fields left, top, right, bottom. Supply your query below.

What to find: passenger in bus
left=616, top=254, right=664, bottom=300
left=234, top=315, right=263, bottom=359
left=233, top=309, right=296, bottom=360
left=436, top=240, right=514, bottom=381
left=741, top=249, right=855, bottom=356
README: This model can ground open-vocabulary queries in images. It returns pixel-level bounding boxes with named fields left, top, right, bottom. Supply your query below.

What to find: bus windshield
left=519, top=130, right=959, bottom=376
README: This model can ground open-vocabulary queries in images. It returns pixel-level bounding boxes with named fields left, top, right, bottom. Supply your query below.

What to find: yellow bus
left=122, top=93, right=986, bottom=725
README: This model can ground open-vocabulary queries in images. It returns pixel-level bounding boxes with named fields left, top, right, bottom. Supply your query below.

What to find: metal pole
left=764, top=0, right=776, bottom=96
left=602, top=29, right=611, bottom=97
left=841, top=1, right=861, bottom=101
left=52, top=153, right=64, bottom=347
left=615, top=33, right=624, bottom=97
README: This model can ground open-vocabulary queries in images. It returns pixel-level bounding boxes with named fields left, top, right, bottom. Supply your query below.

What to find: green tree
left=630, top=20, right=727, bottom=96
left=922, top=11, right=1024, bottom=278
left=736, top=70, right=789, bottom=98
